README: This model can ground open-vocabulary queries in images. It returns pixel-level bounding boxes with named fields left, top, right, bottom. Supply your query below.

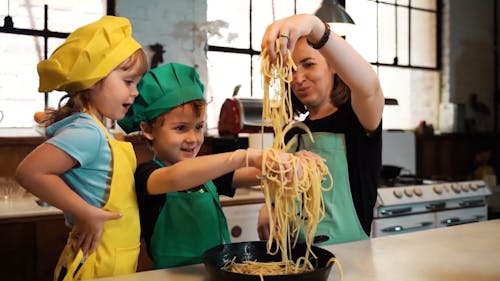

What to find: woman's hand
left=72, top=205, right=122, bottom=255
left=261, top=14, right=324, bottom=64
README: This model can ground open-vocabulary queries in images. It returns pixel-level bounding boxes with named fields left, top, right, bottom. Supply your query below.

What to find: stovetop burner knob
left=460, top=183, right=470, bottom=192
left=470, top=183, right=479, bottom=191
left=404, top=188, right=414, bottom=197
left=393, top=189, right=403, bottom=198
left=414, top=187, right=423, bottom=197
left=433, top=185, right=443, bottom=194
left=451, top=183, right=461, bottom=193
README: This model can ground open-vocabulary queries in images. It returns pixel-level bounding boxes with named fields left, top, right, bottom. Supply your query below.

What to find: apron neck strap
left=86, top=112, right=113, bottom=140
left=153, top=155, right=165, bottom=167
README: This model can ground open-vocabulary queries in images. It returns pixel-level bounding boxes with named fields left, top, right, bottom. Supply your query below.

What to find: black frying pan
left=202, top=241, right=336, bottom=281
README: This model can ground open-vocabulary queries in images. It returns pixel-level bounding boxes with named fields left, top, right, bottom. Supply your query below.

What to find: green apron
left=149, top=158, right=231, bottom=269
left=288, top=132, right=368, bottom=245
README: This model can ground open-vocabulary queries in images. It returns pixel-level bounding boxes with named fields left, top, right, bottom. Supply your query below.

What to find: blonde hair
left=45, top=49, right=148, bottom=126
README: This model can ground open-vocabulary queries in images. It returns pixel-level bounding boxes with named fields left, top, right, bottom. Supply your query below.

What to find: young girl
left=15, top=16, right=148, bottom=280
left=118, top=62, right=296, bottom=269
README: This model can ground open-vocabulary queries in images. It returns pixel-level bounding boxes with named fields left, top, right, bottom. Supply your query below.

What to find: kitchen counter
left=220, top=186, right=264, bottom=206
left=0, top=192, right=62, bottom=220
left=0, top=187, right=264, bottom=220
left=86, top=219, right=500, bottom=281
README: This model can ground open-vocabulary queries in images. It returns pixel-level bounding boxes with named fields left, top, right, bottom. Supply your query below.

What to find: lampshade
left=315, top=0, right=355, bottom=36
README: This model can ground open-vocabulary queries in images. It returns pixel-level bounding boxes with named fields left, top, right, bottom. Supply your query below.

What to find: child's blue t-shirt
left=45, top=112, right=112, bottom=225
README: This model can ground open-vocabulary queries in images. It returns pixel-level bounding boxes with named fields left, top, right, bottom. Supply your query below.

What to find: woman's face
left=145, top=104, right=205, bottom=166
left=290, top=37, right=335, bottom=111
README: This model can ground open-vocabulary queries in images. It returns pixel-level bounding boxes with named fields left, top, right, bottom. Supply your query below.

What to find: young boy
left=118, top=63, right=293, bottom=269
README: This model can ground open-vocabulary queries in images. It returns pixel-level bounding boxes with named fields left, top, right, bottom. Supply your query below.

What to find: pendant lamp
left=315, top=0, right=355, bottom=36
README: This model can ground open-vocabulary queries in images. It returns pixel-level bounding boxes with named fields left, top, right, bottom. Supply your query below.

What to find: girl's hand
left=72, top=206, right=122, bottom=255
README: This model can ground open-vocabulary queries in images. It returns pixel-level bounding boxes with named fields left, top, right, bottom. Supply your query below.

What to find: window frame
left=206, top=0, right=441, bottom=130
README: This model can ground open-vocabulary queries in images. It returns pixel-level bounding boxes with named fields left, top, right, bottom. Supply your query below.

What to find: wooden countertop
left=86, top=219, right=500, bottom=281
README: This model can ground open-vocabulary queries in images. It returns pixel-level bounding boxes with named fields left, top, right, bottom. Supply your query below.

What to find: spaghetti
left=223, top=41, right=341, bottom=279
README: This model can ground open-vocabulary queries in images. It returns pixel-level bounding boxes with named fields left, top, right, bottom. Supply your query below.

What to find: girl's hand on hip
left=72, top=205, right=122, bottom=255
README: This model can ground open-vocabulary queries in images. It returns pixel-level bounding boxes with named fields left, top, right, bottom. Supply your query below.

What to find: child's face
left=88, top=67, right=142, bottom=121
left=148, top=104, right=205, bottom=166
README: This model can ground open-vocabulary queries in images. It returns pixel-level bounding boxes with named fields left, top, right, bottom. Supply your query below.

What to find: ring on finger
left=279, top=33, right=289, bottom=39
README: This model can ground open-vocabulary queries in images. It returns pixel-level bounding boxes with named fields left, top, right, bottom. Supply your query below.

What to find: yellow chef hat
left=37, top=15, right=142, bottom=93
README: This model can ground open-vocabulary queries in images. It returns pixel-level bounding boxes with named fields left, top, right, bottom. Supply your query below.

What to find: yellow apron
left=54, top=116, right=140, bottom=280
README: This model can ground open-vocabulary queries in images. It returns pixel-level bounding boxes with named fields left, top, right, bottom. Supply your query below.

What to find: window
left=205, top=0, right=322, bottom=131
left=346, top=0, right=440, bottom=130
left=0, top=0, right=104, bottom=129
left=206, top=0, right=440, bottom=131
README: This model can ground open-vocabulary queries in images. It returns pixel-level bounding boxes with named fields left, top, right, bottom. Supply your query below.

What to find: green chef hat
left=118, top=62, right=205, bottom=133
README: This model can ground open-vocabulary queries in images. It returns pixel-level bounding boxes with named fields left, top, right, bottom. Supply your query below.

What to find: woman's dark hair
left=291, top=74, right=351, bottom=117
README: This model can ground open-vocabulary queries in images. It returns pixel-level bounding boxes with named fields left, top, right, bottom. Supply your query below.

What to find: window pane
left=396, top=6, right=409, bottom=65
left=378, top=3, right=397, bottom=64
left=379, top=67, right=439, bottom=130
left=207, top=0, right=250, bottom=48
left=296, top=0, right=322, bottom=14
left=251, top=0, right=295, bottom=51
left=252, top=55, right=265, bottom=99
left=411, top=9, right=436, bottom=67
left=45, top=0, right=103, bottom=33
left=411, top=0, right=436, bottom=10
left=46, top=38, right=68, bottom=109
left=0, top=34, right=44, bottom=128
left=346, top=0, right=378, bottom=62
left=0, top=0, right=45, bottom=30
left=0, top=0, right=103, bottom=32
left=0, top=1, right=104, bottom=129
left=206, top=52, right=251, bottom=130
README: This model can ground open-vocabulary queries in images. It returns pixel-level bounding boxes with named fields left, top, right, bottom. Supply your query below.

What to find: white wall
left=117, top=0, right=208, bottom=86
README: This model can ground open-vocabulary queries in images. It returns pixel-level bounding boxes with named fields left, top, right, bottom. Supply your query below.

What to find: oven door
left=435, top=206, right=488, bottom=227
left=371, top=213, right=435, bottom=238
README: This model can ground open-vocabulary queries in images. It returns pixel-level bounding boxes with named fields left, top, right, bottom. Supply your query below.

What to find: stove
left=371, top=180, right=492, bottom=237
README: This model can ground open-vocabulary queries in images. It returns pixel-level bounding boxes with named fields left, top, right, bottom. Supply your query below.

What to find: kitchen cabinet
left=416, top=133, right=500, bottom=180
left=0, top=215, right=69, bottom=281
left=223, top=203, right=262, bottom=243
left=0, top=215, right=155, bottom=279
left=0, top=135, right=247, bottom=177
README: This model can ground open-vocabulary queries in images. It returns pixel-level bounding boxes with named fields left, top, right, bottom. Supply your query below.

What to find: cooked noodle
left=223, top=41, right=341, bottom=279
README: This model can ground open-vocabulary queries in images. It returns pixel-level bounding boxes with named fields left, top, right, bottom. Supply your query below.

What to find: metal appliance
left=373, top=130, right=492, bottom=237
left=372, top=179, right=491, bottom=237
left=218, top=98, right=267, bottom=137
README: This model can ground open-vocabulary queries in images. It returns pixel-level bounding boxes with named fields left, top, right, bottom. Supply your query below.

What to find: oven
left=371, top=180, right=491, bottom=237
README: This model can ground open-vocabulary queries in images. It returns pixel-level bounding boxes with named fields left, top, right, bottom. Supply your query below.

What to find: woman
left=258, top=14, right=385, bottom=245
